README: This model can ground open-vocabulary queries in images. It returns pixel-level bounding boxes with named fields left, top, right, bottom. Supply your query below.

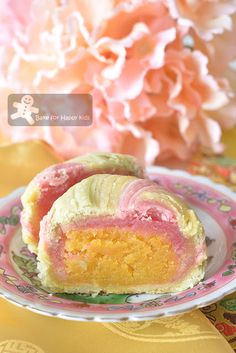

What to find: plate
left=0, top=166, right=236, bottom=322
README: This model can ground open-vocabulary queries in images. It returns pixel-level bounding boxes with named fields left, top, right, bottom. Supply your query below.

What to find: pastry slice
left=21, top=153, right=143, bottom=253
left=37, top=174, right=206, bottom=294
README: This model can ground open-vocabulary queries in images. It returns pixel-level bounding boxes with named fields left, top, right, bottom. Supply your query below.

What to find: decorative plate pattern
left=0, top=167, right=236, bottom=322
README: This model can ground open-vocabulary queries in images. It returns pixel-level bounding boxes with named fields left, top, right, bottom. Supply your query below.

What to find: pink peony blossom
left=140, top=48, right=228, bottom=159
left=192, top=13, right=236, bottom=129
left=166, top=0, right=236, bottom=41
left=0, top=0, right=234, bottom=164
left=205, top=14, right=236, bottom=129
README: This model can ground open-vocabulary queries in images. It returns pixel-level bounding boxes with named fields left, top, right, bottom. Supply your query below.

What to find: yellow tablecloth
left=0, top=140, right=234, bottom=353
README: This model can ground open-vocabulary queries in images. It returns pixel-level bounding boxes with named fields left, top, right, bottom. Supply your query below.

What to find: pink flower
left=205, top=14, right=236, bottom=129
left=191, top=13, right=236, bottom=129
left=0, top=0, right=32, bottom=46
left=140, top=48, right=228, bottom=159
left=0, top=0, right=234, bottom=164
left=166, top=0, right=236, bottom=40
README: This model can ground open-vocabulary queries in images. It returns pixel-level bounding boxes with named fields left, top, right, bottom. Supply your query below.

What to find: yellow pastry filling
left=64, top=228, right=179, bottom=287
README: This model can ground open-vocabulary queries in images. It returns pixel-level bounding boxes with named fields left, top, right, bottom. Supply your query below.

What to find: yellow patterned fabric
left=0, top=140, right=234, bottom=353
left=0, top=299, right=233, bottom=353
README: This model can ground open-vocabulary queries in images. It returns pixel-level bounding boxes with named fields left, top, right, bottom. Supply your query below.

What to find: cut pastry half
left=37, top=174, right=206, bottom=294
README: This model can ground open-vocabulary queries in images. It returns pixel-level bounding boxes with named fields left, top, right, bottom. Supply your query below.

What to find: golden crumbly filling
left=64, top=228, right=179, bottom=287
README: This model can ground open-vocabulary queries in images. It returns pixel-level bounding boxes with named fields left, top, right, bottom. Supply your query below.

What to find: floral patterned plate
left=0, top=166, right=236, bottom=322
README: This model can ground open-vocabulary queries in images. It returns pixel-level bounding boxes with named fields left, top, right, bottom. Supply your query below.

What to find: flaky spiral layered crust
left=20, top=153, right=144, bottom=254
left=38, top=174, right=206, bottom=294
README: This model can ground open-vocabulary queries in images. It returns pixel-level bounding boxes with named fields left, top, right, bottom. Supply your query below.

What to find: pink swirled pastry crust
left=37, top=174, right=207, bottom=294
left=20, top=153, right=144, bottom=254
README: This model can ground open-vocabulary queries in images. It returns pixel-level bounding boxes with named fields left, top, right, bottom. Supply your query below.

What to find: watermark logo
left=10, top=95, right=39, bottom=125
left=8, top=94, right=92, bottom=126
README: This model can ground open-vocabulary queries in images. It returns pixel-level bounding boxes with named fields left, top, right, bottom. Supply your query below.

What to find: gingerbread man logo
left=10, top=95, right=39, bottom=125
